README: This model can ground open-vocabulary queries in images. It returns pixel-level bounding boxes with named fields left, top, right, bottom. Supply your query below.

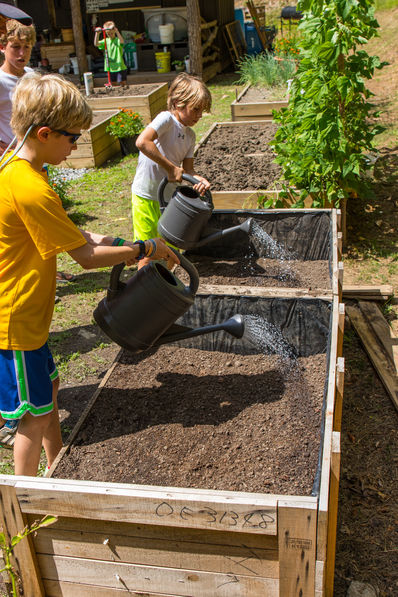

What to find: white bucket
left=159, top=23, right=174, bottom=44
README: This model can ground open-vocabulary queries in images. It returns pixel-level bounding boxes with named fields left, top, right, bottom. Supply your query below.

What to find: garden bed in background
left=194, top=121, right=281, bottom=191
left=84, top=82, right=168, bottom=124
left=59, top=110, right=121, bottom=169
left=231, top=84, right=288, bottom=120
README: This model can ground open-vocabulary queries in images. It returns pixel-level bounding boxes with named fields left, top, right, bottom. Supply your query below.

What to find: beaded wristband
left=145, top=239, right=157, bottom=257
left=112, top=237, right=126, bottom=246
left=133, top=239, right=146, bottom=260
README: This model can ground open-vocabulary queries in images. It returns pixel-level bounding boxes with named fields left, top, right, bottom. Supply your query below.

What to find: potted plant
left=172, top=59, right=185, bottom=72
left=105, top=108, right=144, bottom=156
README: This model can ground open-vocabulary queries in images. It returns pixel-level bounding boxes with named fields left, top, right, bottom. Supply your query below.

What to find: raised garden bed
left=84, top=82, right=168, bottom=125
left=194, top=120, right=281, bottom=192
left=231, top=84, right=289, bottom=121
left=59, top=110, right=121, bottom=169
left=0, top=288, right=345, bottom=596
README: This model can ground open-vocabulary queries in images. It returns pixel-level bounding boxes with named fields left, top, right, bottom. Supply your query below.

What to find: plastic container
left=245, top=22, right=263, bottom=56
left=124, top=41, right=138, bottom=70
left=144, top=7, right=187, bottom=43
left=155, top=51, right=171, bottom=73
left=70, top=56, right=79, bottom=75
left=83, top=72, right=94, bottom=96
left=159, top=23, right=174, bottom=44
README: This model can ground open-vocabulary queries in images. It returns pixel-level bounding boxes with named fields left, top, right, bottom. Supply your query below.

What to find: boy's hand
left=192, top=175, right=210, bottom=197
left=95, top=27, right=102, bottom=32
left=149, top=238, right=180, bottom=270
left=167, top=166, right=183, bottom=183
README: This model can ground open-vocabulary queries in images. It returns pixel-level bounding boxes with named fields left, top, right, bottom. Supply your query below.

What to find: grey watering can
left=157, top=174, right=253, bottom=250
left=93, top=251, right=245, bottom=353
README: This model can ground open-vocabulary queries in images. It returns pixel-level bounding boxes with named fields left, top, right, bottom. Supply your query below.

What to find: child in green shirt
left=94, top=21, right=127, bottom=86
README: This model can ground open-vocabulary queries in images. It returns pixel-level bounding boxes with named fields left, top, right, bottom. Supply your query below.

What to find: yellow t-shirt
left=0, top=156, right=86, bottom=350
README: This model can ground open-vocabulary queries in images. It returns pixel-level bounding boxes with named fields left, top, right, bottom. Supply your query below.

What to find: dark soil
left=238, top=85, right=288, bottom=103
left=54, top=347, right=326, bottom=497
left=83, top=83, right=159, bottom=97
left=176, top=256, right=331, bottom=289
left=194, top=122, right=282, bottom=190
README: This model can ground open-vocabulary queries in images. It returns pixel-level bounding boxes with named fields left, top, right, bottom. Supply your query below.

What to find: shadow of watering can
left=93, top=251, right=245, bottom=353
left=157, top=174, right=253, bottom=250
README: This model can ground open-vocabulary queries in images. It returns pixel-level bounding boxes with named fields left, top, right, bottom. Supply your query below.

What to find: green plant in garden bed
left=274, top=36, right=301, bottom=59
left=237, top=52, right=296, bottom=88
left=106, top=108, right=144, bottom=139
left=272, top=0, right=387, bottom=208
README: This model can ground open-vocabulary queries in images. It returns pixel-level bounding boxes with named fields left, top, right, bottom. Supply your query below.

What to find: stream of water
left=243, top=314, right=297, bottom=363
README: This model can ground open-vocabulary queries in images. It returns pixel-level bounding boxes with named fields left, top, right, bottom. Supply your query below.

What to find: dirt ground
left=194, top=122, right=282, bottom=190
left=238, top=84, right=288, bottom=102
left=54, top=347, right=326, bottom=497
left=81, top=83, right=159, bottom=97
left=176, top=256, right=331, bottom=289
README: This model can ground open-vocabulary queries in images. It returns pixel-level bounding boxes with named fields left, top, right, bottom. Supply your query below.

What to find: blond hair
left=11, top=72, right=92, bottom=139
left=167, top=73, right=212, bottom=113
left=0, top=18, right=36, bottom=46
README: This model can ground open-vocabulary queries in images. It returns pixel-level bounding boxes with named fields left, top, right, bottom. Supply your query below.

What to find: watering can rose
left=106, top=109, right=144, bottom=139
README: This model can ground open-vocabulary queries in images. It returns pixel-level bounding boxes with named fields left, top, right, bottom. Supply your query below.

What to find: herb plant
left=272, top=0, right=387, bottom=207
left=106, top=109, right=144, bottom=139
left=237, top=52, right=296, bottom=88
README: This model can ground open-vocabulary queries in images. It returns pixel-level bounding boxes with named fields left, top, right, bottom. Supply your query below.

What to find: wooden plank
left=334, top=357, right=345, bottom=433
left=277, top=500, right=317, bottom=597
left=0, top=485, right=45, bottom=596
left=44, top=580, right=177, bottom=597
left=11, top=482, right=280, bottom=536
left=325, top=431, right=341, bottom=597
left=34, top=525, right=279, bottom=578
left=342, top=284, right=393, bottom=300
left=358, top=300, right=398, bottom=372
left=198, top=284, right=332, bottom=299
left=346, top=303, right=398, bottom=411
left=337, top=302, right=345, bottom=358
left=231, top=101, right=288, bottom=121
left=38, top=553, right=279, bottom=596
left=28, top=512, right=278, bottom=551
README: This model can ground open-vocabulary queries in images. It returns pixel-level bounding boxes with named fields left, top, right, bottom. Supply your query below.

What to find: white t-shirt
left=0, top=67, right=33, bottom=145
left=131, top=110, right=196, bottom=202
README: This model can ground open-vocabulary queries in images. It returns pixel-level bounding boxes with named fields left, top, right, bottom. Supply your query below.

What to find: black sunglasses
left=52, top=129, right=81, bottom=144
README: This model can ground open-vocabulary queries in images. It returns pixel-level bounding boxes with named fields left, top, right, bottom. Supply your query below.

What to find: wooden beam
left=187, top=0, right=202, bottom=77
left=342, top=284, right=394, bottom=301
left=346, top=303, right=398, bottom=411
left=70, top=0, right=88, bottom=75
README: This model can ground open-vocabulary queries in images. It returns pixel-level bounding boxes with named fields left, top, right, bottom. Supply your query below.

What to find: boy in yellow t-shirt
left=0, top=72, right=179, bottom=476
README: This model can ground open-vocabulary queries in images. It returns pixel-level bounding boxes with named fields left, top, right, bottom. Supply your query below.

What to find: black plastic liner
left=173, top=294, right=331, bottom=358
left=187, top=210, right=333, bottom=263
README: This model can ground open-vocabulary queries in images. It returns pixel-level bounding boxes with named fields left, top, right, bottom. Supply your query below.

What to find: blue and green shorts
left=0, top=343, right=58, bottom=420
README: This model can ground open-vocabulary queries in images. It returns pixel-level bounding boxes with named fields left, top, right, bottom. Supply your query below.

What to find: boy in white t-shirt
left=131, top=73, right=212, bottom=268
left=0, top=18, right=35, bottom=155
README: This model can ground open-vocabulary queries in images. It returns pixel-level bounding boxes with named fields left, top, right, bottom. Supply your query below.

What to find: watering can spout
left=153, top=314, right=245, bottom=347
left=195, top=217, right=254, bottom=248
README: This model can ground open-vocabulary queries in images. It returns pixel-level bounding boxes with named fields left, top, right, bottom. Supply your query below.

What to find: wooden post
left=70, top=0, right=88, bottom=76
left=46, top=0, right=57, bottom=38
left=187, top=0, right=202, bottom=78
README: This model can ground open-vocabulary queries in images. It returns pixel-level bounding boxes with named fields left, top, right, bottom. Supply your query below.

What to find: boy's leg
left=14, top=411, right=52, bottom=475
left=42, top=376, right=62, bottom=467
left=132, top=193, right=161, bottom=269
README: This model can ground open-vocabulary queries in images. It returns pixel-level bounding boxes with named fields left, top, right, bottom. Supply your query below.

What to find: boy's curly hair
left=0, top=18, right=36, bottom=46
left=167, top=73, right=212, bottom=113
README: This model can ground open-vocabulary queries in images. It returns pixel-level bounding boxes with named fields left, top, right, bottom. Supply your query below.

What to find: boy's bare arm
left=114, top=27, right=124, bottom=44
left=68, top=237, right=179, bottom=270
left=94, top=28, right=102, bottom=47
left=136, top=127, right=183, bottom=182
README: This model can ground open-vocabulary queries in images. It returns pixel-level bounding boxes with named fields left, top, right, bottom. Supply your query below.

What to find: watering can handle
left=171, top=248, right=200, bottom=296
left=157, top=174, right=213, bottom=209
left=107, top=249, right=199, bottom=299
